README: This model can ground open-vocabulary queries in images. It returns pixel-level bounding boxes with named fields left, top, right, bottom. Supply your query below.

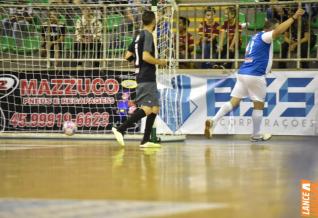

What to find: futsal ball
left=63, top=121, right=77, bottom=136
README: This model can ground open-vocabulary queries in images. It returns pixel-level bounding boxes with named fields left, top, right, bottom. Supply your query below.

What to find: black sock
left=117, top=109, right=146, bottom=133
left=141, top=113, right=157, bottom=144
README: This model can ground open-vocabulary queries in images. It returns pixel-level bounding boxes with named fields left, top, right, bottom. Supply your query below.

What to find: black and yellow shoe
left=140, top=142, right=161, bottom=148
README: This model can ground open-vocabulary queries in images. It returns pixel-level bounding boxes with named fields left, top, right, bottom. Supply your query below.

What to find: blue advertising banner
left=157, top=71, right=318, bottom=136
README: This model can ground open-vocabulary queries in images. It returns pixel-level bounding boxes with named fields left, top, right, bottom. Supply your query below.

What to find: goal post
left=0, top=1, right=185, bottom=141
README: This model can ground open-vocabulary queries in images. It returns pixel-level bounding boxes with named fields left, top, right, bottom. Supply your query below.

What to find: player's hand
left=293, top=8, right=305, bottom=20
left=158, top=59, right=167, bottom=66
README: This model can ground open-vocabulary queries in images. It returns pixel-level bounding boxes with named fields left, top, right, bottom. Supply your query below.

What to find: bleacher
left=0, top=0, right=318, bottom=69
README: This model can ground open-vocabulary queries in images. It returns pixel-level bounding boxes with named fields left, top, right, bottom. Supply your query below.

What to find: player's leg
left=251, top=101, right=264, bottom=138
left=112, top=84, right=149, bottom=146
left=140, top=106, right=161, bottom=148
left=250, top=101, right=271, bottom=142
left=119, top=106, right=151, bottom=133
left=248, top=76, right=272, bottom=142
left=139, top=82, right=161, bottom=147
left=213, top=97, right=240, bottom=124
left=205, top=75, right=247, bottom=138
left=112, top=106, right=150, bottom=146
left=205, top=97, right=241, bottom=138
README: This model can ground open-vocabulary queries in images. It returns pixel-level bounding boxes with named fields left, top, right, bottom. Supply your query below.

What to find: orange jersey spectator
left=179, top=17, right=194, bottom=56
left=179, top=32, right=194, bottom=53
left=216, top=7, right=243, bottom=69
left=198, top=21, right=220, bottom=43
left=221, top=20, right=242, bottom=47
left=198, top=7, right=220, bottom=68
left=178, top=16, right=194, bottom=68
left=198, top=7, right=220, bottom=43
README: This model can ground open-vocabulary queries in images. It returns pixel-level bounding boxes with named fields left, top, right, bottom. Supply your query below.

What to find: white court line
left=0, top=198, right=228, bottom=218
left=0, top=144, right=82, bottom=150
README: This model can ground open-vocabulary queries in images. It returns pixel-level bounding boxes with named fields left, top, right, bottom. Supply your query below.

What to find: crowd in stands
left=0, top=0, right=318, bottom=69
left=266, top=2, right=318, bottom=68
left=178, top=2, right=318, bottom=69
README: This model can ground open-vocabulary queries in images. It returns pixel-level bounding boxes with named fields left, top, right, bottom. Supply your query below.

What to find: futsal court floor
left=0, top=135, right=317, bottom=218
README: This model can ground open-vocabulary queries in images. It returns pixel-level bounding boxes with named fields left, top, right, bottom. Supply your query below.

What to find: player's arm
left=125, top=40, right=135, bottom=62
left=272, top=8, right=304, bottom=40
left=143, top=51, right=166, bottom=66
left=142, top=31, right=166, bottom=66
left=125, top=51, right=135, bottom=62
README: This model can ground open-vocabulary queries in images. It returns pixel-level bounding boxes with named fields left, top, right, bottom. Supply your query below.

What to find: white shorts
left=231, top=74, right=266, bottom=102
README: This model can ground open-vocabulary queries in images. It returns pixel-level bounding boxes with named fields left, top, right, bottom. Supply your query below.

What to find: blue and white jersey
left=239, top=31, right=273, bottom=76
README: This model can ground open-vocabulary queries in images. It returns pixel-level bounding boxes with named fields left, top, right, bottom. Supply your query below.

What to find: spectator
left=1, top=2, right=34, bottom=45
left=1, top=7, right=18, bottom=36
left=122, top=7, right=136, bottom=35
left=74, top=7, right=102, bottom=67
left=266, top=0, right=289, bottom=22
left=198, top=7, right=220, bottom=69
left=216, top=7, right=242, bottom=69
left=49, top=0, right=75, bottom=27
left=41, top=10, right=65, bottom=67
left=125, top=0, right=149, bottom=36
left=178, top=16, right=194, bottom=69
left=304, top=3, right=318, bottom=19
left=279, top=9, right=317, bottom=69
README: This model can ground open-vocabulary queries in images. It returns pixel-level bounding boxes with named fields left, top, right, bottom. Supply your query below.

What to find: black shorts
left=135, top=82, right=160, bottom=107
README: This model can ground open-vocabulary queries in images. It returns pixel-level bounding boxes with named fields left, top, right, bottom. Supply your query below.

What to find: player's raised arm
left=272, top=8, right=305, bottom=39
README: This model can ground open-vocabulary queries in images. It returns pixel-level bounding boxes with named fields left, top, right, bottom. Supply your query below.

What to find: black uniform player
left=112, top=10, right=166, bottom=147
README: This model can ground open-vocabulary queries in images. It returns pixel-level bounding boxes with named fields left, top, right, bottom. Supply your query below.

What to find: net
left=0, top=2, right=179, bottom=136
left=156, top=2, right=183, bottom=134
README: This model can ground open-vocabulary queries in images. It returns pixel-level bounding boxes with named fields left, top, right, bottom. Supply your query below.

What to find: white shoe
left=204, top=119, right=214, bottom=139
left=250, top=133, right=272, bottom=142
left=139, top=142, right=161, bottom=148
left=112, top=127, right=125, bottom=146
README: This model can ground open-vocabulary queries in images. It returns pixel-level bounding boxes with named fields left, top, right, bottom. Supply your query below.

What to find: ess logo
left=301, top=180, right=318, bottom=217
left=0, top=74, right=19, bottom=99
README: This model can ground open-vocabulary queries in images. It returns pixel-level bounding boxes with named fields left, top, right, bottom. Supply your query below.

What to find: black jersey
left=128, top=30, right=156, bottom=83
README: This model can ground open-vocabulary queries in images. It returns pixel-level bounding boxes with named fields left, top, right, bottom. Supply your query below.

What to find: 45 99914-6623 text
left=9, top=112, right=110, bottom=128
